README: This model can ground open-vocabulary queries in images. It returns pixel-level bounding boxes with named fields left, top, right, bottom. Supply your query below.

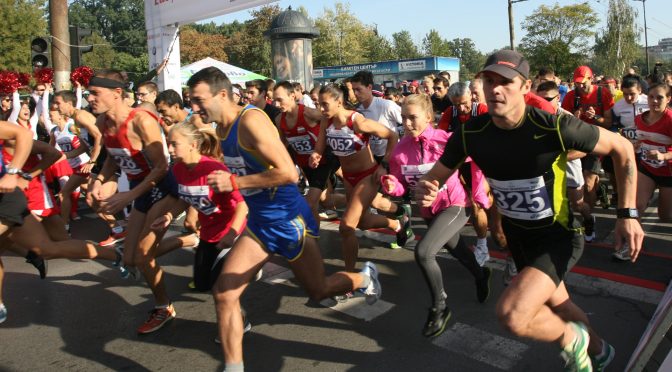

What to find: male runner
left=417, top=50, right=643, bottom=371
left=187, top=67, right=381, bottom=372
left=86, top=69, right=179, bottom=334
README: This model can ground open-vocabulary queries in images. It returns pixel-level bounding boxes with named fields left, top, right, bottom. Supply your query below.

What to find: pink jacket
left=382, top=125, right=467, bottom=218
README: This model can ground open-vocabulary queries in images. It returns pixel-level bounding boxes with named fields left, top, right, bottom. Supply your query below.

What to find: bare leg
left=304, top=187, right=323, bottom=226
left=60, top=174, right=86, bottom=225
left=183, top=206, right=199, bottom=234
left=548, top=282, right=603, bottom=355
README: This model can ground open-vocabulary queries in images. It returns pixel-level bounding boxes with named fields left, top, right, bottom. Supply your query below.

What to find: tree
left=422, top=29, right=449, bottom=57
left=0, top=0, right=47, bottom=72
left=225, top=4, right=279, bottom=76
left=446, top=38, right=486, bottom=81
left=180, top=26, right=229, bottom=65
left=312, top=2, right=374, bottom=66
left=363, top=28, right=395, bottom=62
left=593, top=0, right=641, bottom=78
left=519, top=3, right=598, bottom=78
left=392, top=30, right=420, bottom=59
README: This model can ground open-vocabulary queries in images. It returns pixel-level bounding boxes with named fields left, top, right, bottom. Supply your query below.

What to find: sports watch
left=616, top=208, right=639, bottom=219
left=6, top=167, right=32, bottom=181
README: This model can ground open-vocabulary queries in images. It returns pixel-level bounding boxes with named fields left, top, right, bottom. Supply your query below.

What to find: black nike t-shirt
left=439, top=105, right=600, bottom=229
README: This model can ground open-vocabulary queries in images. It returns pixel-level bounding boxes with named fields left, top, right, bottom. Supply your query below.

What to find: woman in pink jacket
left=381, top=94, right=491, bottom=338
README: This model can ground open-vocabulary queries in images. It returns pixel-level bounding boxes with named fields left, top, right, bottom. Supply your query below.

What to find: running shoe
left=113, top=245, right=124, bottom=267
left=137, top=304, right=176, bottom=334
left=25, top=251, right=47, bottom=279
left=359, top=261, right=382, bottom=304
left=0, top=303, right=7, bottom=324
left=119, top=265, right=139, bottom=280
left=393, top=210, right=414, bottom=249
left=318, top=209, right=339, bottom=221
left=99, top=229, right=127, bottom=247
left=503, top=255, right=518, bottom=287
left=472, top=244, right=490, bottom=267
left=476, top=267, right=491, bottom=303
left=422, top=306, right=452, bottom=338
left=560, top=322, right=592, bottom=372
left=612, top=243, right=631, bottom=261
left=214, top=316, right=252, bottom=344
left=333, top=291, right=355, bottom=303
left=597, top=182, right=610, bottom=209
left=584, top=216, right=596, bottom=243
left=591, top=340, right=615, bottom=372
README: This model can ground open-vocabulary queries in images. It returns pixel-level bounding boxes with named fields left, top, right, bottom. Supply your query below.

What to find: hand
left=415, top=179, right=440, bottom=207
left=73, top=81, right=81, bottom=89
left=372, top=164, right=387, bottom=185
left=585, top=106, right=596, bottom=119
left=646, top=150, right=664, bottom=161
left=207, top=170, right=233, bottom=193
left=615, top=218, right=645, bottom=262
left=17, top=177, right=30, bottom=191
left=217, top=229, right=239, bottom=250
left=79, top=163, right=94, bottom=174
left=100, top=191, right=133, bottom=215
left=150, top=214, right=172, bottom=231
left=309, top=152, right=322, bottom=169
left=381, top=174, right=397, bottom=194
left=0, top=174, right=18, bottom=193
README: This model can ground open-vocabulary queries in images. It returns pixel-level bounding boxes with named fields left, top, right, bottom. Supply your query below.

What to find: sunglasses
left=541, top=95, right=559, bottom=102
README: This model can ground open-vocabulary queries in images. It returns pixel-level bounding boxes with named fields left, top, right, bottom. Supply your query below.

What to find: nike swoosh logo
left=534, top=134, right=547, bottom=140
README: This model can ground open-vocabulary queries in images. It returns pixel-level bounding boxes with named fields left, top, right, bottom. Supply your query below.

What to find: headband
left=88, top=76, right=126, bottom=89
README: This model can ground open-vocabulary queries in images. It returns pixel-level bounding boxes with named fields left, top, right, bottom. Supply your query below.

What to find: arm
left=23, top=140, right=62, bottom=178
left=76, top=111, right=102, bottom=166
left=0, top=122, right=33, bottom=193
left=75, top=83, right=82, bottom=110
left=41, top=86, right=56, bottom=133
left=8, top=91, right=20, bottom=124
left=303, top=106, right=323, bottom=124
left=381, top=155, right=406, bottom=197
left=228, top=197, right=248, bottom=236
left=309, top=118, right=327, bottom=168
left=353, top=115, right=399, bottom=161
left=126, top=112, right=168, bottom=197
left=150, top=198, right=190, bottom=231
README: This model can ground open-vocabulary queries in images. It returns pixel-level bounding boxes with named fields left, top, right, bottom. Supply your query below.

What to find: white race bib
left=107, top=147, right=141, bottom=175
left=488, top=176, right=553, bottom=221
left=401, top=162, right=435, bottom=188
left=178, top=185, right=218, bottom=215
left=287, top=135, right=314, bottom=155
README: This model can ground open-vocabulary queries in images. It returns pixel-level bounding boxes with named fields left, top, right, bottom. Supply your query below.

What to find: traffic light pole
left=50, top=0, right=71, bottom=91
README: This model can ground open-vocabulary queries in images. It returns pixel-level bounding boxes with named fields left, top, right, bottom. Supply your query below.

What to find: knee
left=339, top=222, right=356, bottom=236
left=212, top=284, right=241, bottom=308
left=132, top=252, right=153, bottom=268
left=414, top=241, right=432, bottom=263
left=496, top=301, right=529, bottom=337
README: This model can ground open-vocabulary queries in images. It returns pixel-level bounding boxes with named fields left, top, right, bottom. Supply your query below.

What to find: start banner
left=145, top=0, right=275, bottom=29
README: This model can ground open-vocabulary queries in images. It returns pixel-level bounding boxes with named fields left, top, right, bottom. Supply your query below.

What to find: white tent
left=181, top=57, right=267, bottom=86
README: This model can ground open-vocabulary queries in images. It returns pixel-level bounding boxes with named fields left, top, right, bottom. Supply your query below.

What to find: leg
left=154, top=234, right=198, bottom=258
left=41, top=215, right=70, bottom=241
left=636, top=171, right=656, bottom=217
left=568, top=187, right=592, bottom=221
left=658, top=187, right=672, bottom=222
left=304, top=187, right=323, bottom=227
left=59, top=174, right=86, bottom=225
left=183, top=206, right=199, bottom=234
left=213, top=235, right=272, bottom=365
left=548, top=282, right=603, bottom=355
left=371, top=192, right=398, bottom=215
left=583, top=172, right=599, bottom=213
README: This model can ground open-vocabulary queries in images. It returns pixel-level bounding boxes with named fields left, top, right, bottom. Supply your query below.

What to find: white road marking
left=320, top=296, right=395, bottom=322
left=433, top=322, right=529, bottom=370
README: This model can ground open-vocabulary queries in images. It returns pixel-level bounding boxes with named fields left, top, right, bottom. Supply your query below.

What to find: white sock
left=477, top=238, right=487, bottom=249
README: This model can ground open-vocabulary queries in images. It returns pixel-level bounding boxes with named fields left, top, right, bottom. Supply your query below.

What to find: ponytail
left=170, top=122, right=222, bottom=161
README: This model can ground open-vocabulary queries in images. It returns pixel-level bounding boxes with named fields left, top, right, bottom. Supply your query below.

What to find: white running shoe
left=359, top=261, right=382, bottom=305
left=612, top=244, right=631, bottom=261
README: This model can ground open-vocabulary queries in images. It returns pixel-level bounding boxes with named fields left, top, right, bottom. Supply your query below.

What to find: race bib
left=223, top=155, right=262, bottom=196
left=639, top=143, right=667, bottom=168
left=58, top=140, right=74, bottom=153
left=488, top=176, right=553, bottom=221
left=401, top=162, right=435, bottom=188
left=107, top=147, right=141, bottom=175
left=326, top=130, right=357, bottom=156
left=621, top=127, right=638, bottom=141
left=178, top=185, right=218, bottom=215
left=287, top=135, right=314, bottom=155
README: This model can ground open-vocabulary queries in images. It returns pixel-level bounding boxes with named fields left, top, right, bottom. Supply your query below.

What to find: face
left=273, top=86, right=296, bottom=113
left=34, top=84, right=47, bottom=95
left=408, top=85, right=418, bottom=94
left=190, top=82, right=224, bottom=123
left=53, top=95, right=73, bottom=116
left=136, top=87, right=156, bottom=103
left=167, top=130, right=195, bottom=163
left=319, top=93, right=342, bottom=119
left=449, top=94, right=473, bottom=115
left=575, top=79, right=592, bottom=95
left=621, top=86, right=642, bottom=105
left=536, top=89, right=560, bottom=111
left=182, top=92, right=191, bottom=106
left=19, top=103, right=30, bottom=121
left=351, top=82, right=372, bottom=103
left=537, top=74, right=555, bottom=84
left=401, top=103, right=431, bottom=138
left=1, top=96, right=10, bottom=110
left=49, top=109, right=62, bottom=124
left=310, top=92, right=319, bottom=106
left=470, top=81, right=484, bottom=103
left=647, top=86, right=671, bottom=113
left=384, top=94, right=399, bottom=103
left=433, top=83, right=447, bottom=99
left=245, top=86, right=265, bottom=106
left=481, top=72, right=530, bottom=119
left=156, top=102, right=180, bottom=125
left=87, top=86, right=121, bottom=114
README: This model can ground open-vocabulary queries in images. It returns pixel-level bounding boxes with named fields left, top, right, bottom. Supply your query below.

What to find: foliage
left=180, top=26, right=229, bottom=65
left=519, top=3, right=598, bottom=78
left=0, top=0, right=47, bottom=72
left=446, top=38, right=486, bottom=81
left=592, top=0, right=641, bottom=78
left=392, top=30, right=420, bottom=60
left=313, top=2, right=375, bottom=66
left=225, top=4, right=279, bottom=76
left=422, top=29, right=449, bottom=57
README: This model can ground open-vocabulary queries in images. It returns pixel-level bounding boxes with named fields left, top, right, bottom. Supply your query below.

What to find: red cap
left=409, top=80, right=419, bottom=87
left=573, top=66, right=593, bottom=83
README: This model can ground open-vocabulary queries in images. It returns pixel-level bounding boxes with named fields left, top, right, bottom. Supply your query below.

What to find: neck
left=646, top=108, right=666, bottom=123
left=184, top=153, right=202, bottom=169
left=334, top=109, right=350, bottom=125
left=491, top=104, right=527, bottom=130
left=361, top=96, right=373, bottom=108
left=105, top=103, right=132, bottom=125
left=219, top=103, right=244, bottom=128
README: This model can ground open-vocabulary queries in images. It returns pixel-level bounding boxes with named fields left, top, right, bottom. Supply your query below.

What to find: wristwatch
left=616, top=208, right=639, bottom=219
left=6, top=167, right=32, bottom=181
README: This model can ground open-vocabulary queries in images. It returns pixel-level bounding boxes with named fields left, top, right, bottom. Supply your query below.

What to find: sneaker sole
left=100, top=237, right=125, bottom=247
left=427, top=309, right=452, bottom=338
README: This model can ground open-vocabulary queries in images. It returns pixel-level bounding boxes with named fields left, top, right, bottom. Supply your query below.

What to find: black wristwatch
left=616, top=208, right=639, bottom=219
left=380, top=159, right=390, bottom=172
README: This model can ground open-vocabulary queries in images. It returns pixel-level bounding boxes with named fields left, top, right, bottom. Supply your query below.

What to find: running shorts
left=0, top=188, right=30, bottom=226
left=129, top=170, right=178, bottom=213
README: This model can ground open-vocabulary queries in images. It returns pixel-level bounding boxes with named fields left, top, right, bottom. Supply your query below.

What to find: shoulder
left=463, top=112, right=491, bottom=132
left=527, top=106, right=560, bottom=127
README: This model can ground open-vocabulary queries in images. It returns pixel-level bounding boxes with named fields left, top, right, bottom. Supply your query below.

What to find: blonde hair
left=402, top=94, right=434, bottom=123
left=170, top=122, right=222, bottom=160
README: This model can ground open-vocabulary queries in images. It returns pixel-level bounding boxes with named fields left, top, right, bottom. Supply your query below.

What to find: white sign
left=312, top=69, right=324, bottom=78
left=144, top=0, right=276, bottom=29
left=147, top=25, right=181, bottom=93
left=399, top=60, right=426, bottom=72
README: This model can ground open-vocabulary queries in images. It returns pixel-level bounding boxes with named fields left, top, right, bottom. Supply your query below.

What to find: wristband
left=616, top=208, right=639, bottom=219
left=230, top=174, right=239, bottom=191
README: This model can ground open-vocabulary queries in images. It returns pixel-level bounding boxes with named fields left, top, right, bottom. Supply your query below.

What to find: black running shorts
left=0, top=188, right=30, bottom=227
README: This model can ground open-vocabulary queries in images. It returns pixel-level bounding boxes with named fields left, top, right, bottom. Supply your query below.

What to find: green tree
left=0, top=0, right=47, bottom=72
left=180, top=26, right=229, bottom=65
left=313, top=2, right=373, bottom=66
left=446, top=38, right=486, bottom=81
left=81, top=31, right=116, bottom=69
left=363, top=28, right=395, bottom=62
left=593, top=0, right=641, bottom=78
left=392, top=30, right=419, bottom=59
left=225, top=4, right=279, bottom=76
left=519, top=3, right=598, bottom=78
left=422, top=29, right=449, bottom=57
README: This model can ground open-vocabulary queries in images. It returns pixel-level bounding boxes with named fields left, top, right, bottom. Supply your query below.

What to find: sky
left=204, top=0, right=671, bottom=54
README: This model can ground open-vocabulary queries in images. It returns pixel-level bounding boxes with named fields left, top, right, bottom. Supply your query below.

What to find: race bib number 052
left=488, top=176, right=553, bottom=221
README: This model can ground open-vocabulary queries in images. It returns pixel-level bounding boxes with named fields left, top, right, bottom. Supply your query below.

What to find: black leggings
left=415, top=206, right=484, bottom=309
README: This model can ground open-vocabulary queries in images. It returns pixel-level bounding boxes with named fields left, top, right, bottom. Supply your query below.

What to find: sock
left=434, top=291, right=448, bottom=311
left=476, top=238, right=487, bottom=248
left=112, top=225, right=124, bottom=234
left=224, top=363, right=244, bottom=372
left=359, top=272, right=371, bottom=289
left=155, top=303, right=171, bottom=310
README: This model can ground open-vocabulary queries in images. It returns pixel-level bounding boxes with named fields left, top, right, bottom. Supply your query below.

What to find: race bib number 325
left=488, top=176, right=553, bottom=221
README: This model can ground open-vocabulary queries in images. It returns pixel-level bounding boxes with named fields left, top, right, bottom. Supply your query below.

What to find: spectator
left=603, top=77, right=623, bottom=102
left=292, top=82, right=315, bottom=109
left=136, top=81, right=158, bottom=104
left=536, top=67, right=568, bottom=103
left=469, top=78, right=485, bottom=104
left=422, top=74, right=436, bottom=96
left=245, top=79, right=281, bottom=122
left=431, top=76, right=451, bottom=115
left=384, top=87, right=402, bottom=106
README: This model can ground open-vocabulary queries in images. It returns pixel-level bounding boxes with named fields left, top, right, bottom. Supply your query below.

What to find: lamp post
left=633, top=0, right=649, bottom=75
left=508, top=0, right=529, bottom=51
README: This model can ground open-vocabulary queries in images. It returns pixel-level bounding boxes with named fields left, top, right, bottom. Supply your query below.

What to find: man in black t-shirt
left=416, top=50, right=643, bottom=371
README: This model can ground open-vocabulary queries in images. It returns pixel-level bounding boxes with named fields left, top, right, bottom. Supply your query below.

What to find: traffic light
left=69, top=26, right=93, bottom=70
left=30, top=36, right=51, bottom=68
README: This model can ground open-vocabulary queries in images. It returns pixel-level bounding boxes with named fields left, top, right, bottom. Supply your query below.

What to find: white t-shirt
left=356, top=97, right=402, bottom=157
left=612, top=94, right=648, bottom=128
left=300, top=94, right=315, bottom=109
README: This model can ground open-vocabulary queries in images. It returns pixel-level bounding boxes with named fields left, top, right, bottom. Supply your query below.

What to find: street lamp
left=633, top=0, right=649, bottom=75
left=508, top=0, right=529, bottom=51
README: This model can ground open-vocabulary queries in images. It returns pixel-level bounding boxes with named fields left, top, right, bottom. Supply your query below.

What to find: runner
left=311, top=84, right=404, bottom=273
left=417, top=50, right=643, bottom=371
left=187, top=67, right=381, bottom=372
left=86, top=69, right=180, bottom=334
left=381, top=94, right=491, bottom=338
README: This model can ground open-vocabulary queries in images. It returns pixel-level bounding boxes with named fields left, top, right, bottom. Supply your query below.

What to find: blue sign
left=312, top=57, right=460, bottom=79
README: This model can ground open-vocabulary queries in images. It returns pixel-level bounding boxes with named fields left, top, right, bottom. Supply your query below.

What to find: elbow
left=286, top=168, right=300, bottom=185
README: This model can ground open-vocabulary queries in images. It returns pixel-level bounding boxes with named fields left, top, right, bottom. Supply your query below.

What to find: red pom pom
left=34, top=67, right=54, bottom=85
left=70, top=66, right=94, bottom=87
left=0, top=71, right=21, bottom=96
left=18, top=73, right=31, bottom=87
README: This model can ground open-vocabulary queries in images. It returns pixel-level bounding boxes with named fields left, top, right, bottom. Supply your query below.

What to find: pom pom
left=34, top=67, right=54, bottom=85
left=70, top=66, right=94, bottom=87
left=18, top=73, right=31, bottom=87
left=0, top=71, right=21, bottom=96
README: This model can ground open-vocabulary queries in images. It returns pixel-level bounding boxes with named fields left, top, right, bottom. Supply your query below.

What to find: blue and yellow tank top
left=220, top=105, right=302, bottom=223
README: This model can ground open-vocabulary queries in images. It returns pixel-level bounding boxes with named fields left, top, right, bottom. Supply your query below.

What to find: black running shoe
left=392, top=209, right=414, bottom=249
left=584, top=215, right=596, bottom=243
left=476, top=267, right=491, bottom=303
left=422, top=307, right=452, bottom=338
left=25, top=251, right=47, bottom=279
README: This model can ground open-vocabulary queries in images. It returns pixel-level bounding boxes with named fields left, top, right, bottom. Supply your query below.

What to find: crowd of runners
left=1, top=47, right=670, bottom=372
